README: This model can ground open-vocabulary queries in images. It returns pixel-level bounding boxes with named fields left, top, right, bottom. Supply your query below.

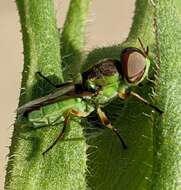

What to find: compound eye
left=122, top=49, right=146, bottom=83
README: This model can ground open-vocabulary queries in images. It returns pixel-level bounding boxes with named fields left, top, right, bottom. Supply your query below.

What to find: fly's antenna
left=138, top=37, right=149, bottom=56
left=153, top=3, right=161, bottom=74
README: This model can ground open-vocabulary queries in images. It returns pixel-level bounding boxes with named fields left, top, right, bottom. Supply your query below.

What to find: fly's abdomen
left=28, top=98, right=94, bottom=126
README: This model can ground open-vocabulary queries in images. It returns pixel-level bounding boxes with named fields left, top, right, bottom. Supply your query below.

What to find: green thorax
left=82, top=59, right=126, bottom=105
left=89, top=75, right=121, bottom=105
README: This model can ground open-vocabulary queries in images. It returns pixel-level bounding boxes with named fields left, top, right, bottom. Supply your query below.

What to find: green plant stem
left=152, top=1, right=181, bottom=189
left=128, top=0, right=154, bottom=43
left=5, top=1, right=89, bottom=190
left=16, top=0, right=63, bottom=104
left=61, top=0, right=91, bottom=81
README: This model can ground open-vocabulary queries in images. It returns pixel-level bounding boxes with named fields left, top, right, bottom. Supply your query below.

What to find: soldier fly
left=17, top=39, right=163, bottom=155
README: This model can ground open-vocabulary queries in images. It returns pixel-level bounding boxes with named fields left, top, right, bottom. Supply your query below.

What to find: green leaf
left=86, top=1, right=181, bottom=190
left=86, top=1, right=156, bottom=190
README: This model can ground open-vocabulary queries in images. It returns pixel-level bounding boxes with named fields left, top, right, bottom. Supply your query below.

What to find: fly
left=17, top=39, right=163, bottom=155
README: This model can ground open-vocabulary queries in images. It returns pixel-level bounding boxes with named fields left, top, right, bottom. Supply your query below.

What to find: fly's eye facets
left=127, top=52, right=145, bottom=82
left=121, top=48, right=146, bottom=83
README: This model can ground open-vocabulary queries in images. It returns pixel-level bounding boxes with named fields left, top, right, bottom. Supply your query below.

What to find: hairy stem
left=152, top=1, right=181, bottom=189
left=5, top=1, right=90, bottom=190
left=61, top=0, right=91, bottom=81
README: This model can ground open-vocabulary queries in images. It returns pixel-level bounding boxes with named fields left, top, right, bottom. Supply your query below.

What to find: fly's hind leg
left=29, top=115, right=64, bottom=130
left=96, top=107, right=127, bottom=149
left=42, top=112, right=70, bottom=155
left=42, top=109, right=89, bottom=155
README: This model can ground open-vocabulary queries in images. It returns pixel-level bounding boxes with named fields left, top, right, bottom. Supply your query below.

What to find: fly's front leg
left=36, top=72, right=73, bottom=88
left=36, top=72, right=58, bottom=88
left=96, top=107, right=127, bottom=149
left=118, top=90, right=163, bottom=114
left=130, top=92, right=164, bottom=114
left=43, top=109, right=90, bottom=155
left=36, top=72, right=97, bottom=94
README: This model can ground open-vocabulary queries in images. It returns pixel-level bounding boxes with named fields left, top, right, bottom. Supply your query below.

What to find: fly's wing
left=17, top=83, right=95, bottom=116
left=17, top=83, right=75, bottom=115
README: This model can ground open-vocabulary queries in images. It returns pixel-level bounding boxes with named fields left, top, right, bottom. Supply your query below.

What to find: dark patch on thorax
left=82, top=59, right=119, bottom=80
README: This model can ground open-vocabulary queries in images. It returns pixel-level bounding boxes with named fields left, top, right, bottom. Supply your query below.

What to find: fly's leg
left=138, top=37, right=149, bottom=56
left=43, top=109, right=90, bottom=155
left=96, top=107, right=127, bottom=149
left=118, top=91, right=163, bottom=114
left=42, top=112, right=70, bottom=155
left=29, top=115, right=64, bottom=130
left=36, top=72, right=73, bottom=89
left=36, top=72, right=58, bottom=88
left=36, top=72, right=96, bottom=94
left=130, top=91, right=163, bottom=114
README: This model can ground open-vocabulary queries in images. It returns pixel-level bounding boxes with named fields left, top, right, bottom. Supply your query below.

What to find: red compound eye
left=121, top=47, right=146, bottom=84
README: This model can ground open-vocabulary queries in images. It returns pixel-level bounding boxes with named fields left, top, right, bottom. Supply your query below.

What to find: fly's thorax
left=82, top=59, right=123, bottom=105
left=82, top=59, right=120, bottom=91
left=91, top=78, right=121, bottom=105
left=86, top=74, right=120, bottom=90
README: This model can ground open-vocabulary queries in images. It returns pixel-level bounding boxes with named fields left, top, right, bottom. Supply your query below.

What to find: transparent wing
left=17, top=83, right=75, bottom=115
